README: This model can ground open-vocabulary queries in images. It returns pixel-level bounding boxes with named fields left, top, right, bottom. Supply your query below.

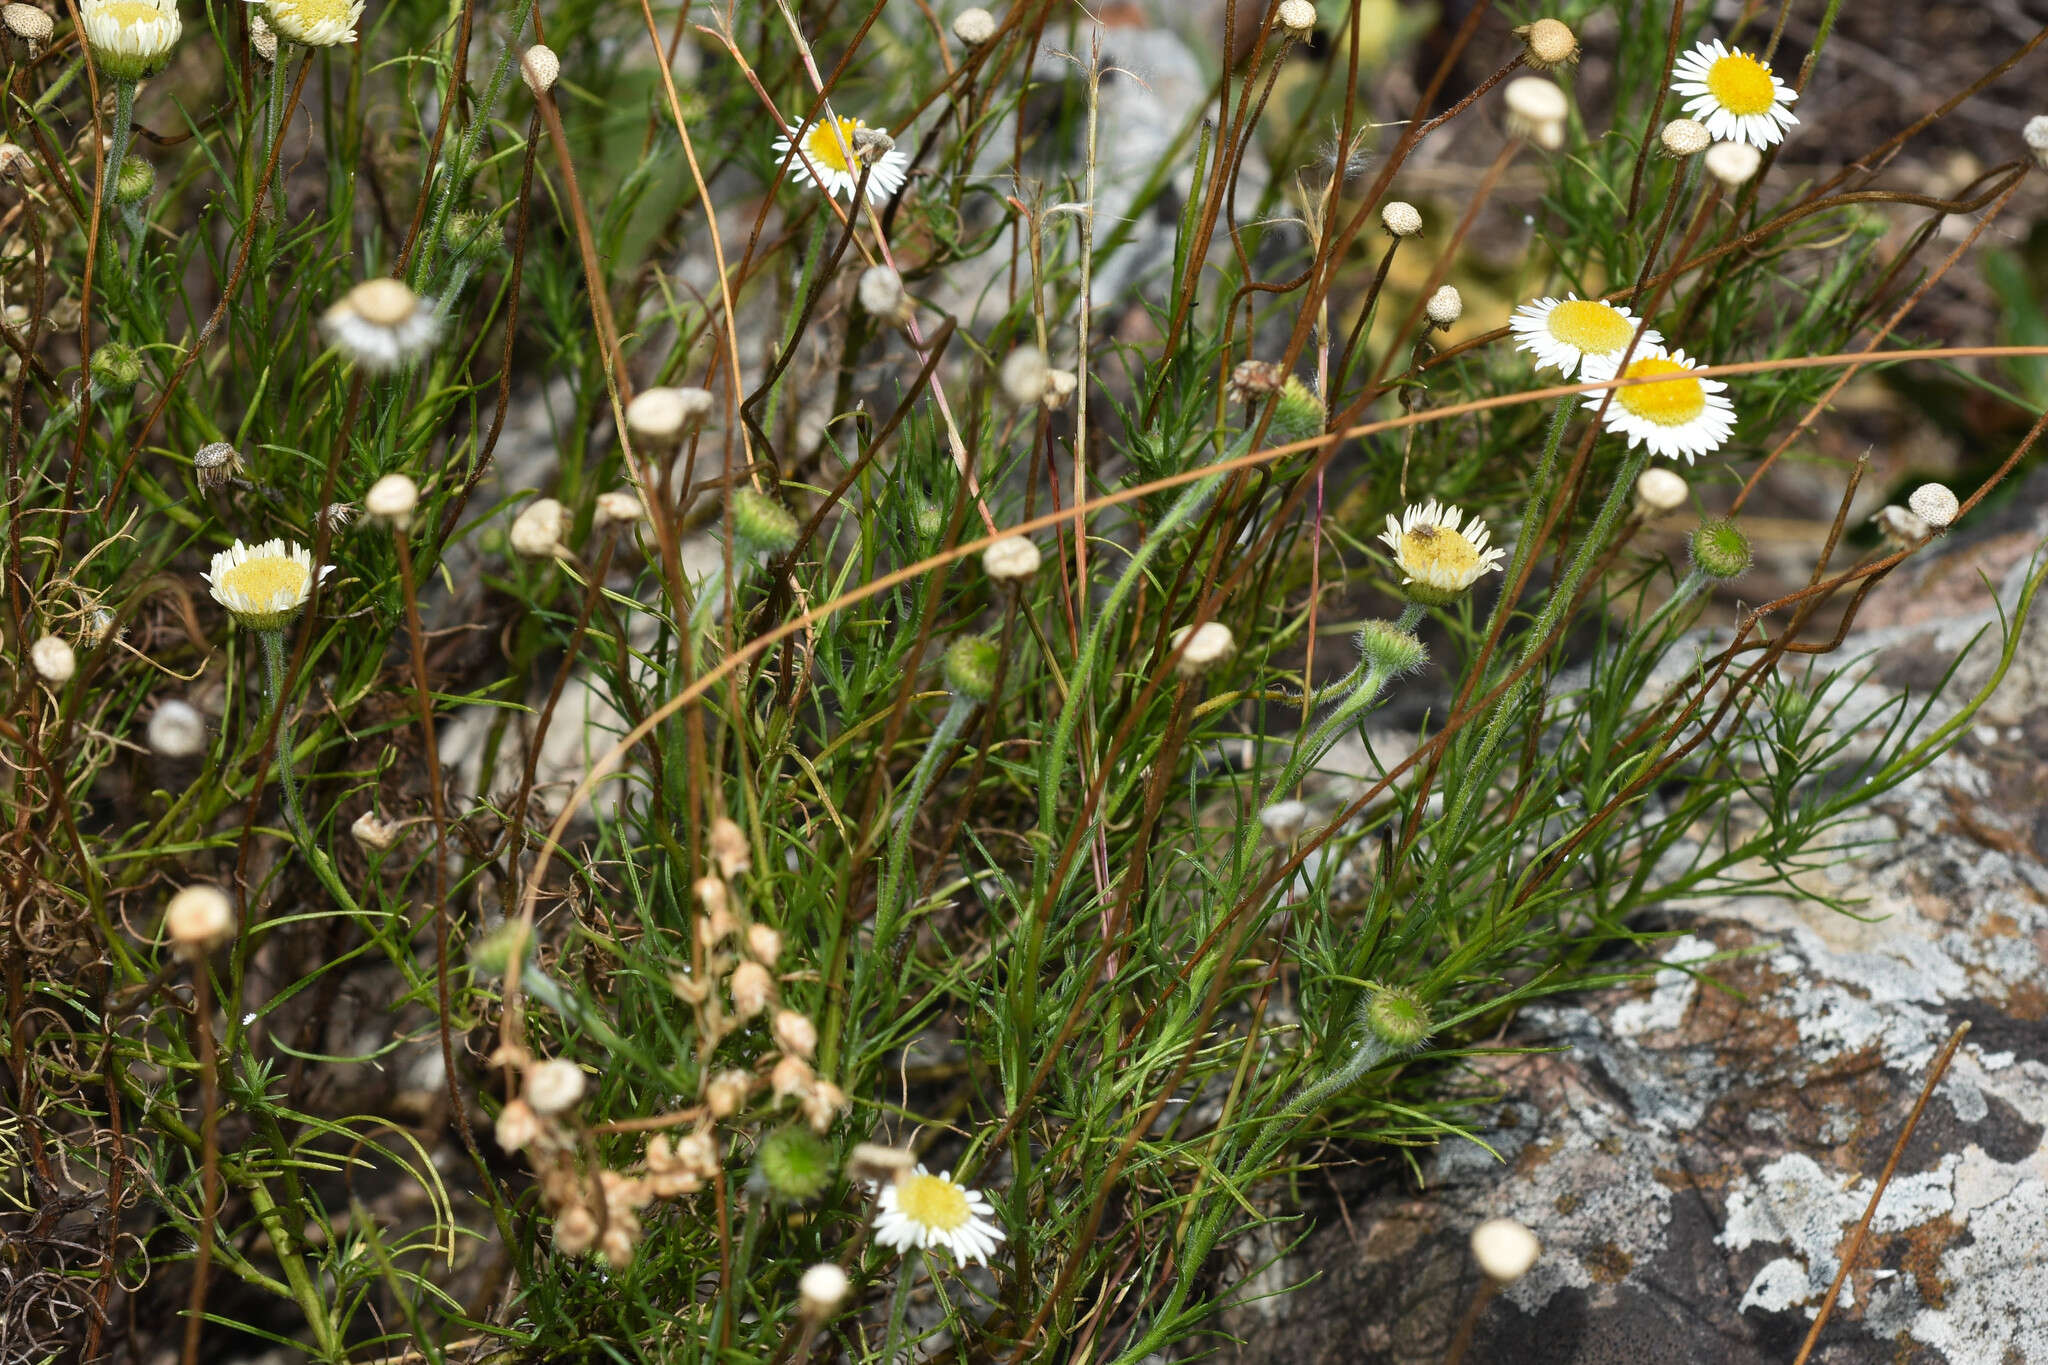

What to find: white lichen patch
left=1610, top=934, right=1713, bottom=1038
left=1908, top=1177, right=2048, bottom=1360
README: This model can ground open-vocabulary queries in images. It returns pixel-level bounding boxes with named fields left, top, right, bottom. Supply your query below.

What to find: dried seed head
left=248, top=11, right=275, bottom=60
left=165, top=884, right=235, bottom=958
left=29, top=634, right=74, bottom=683
left=1660, top=117, right=1710, bottom=157
left=0, top=141, right=32, bottom=178
left=1503, top=76, right=1568, bottom=149
left=982, top=534, right=1041, bottom=581
left=708, top=815, right=750, bottom=877
left=147, top=699, right=207, bottom=757
left=1515, top=18, right=1578, bottom=70
left=1229, top=359, right=1288, bottom=404
left=850, top=125, right=895, bottom=161
left=952, top=6, right=995, bottom=45
left=3, top=4, right=52, bottom=45
left=1703, top=139, right=1762, bottom=187
left=324, top=279, right=440, bottom=371
left=2027, top=115, right=2048, bottom=171
left=1041, top=367, right=1079, bottom=411
left=772, top=1009, right=818, bottom=1059
left=746, top=923, right=783, bottom=965
left=1379, top=199, right=1423, bottom=238
left=799, top=1262, right=850, bottom=1317
left=999, top=345, right=1049, bottom=406
left=351, top=809, right=402, bottom=852
left=802, top=1079, right=846, bottom=1133
left=1872, top=504, right=1932, bottom=552
left=857, top=264, right=912, bottom=323
left=729, top=960, right=772, bottom=1019
left=521, top=44, right=559, bottom=95
left=1908, top=481, right=1959, bottom=529
left=509, top=496, right=567, bottom=559
left=846, top=1142, right=917, bottom=1183
left=321, top=502, right=357, bottom=533
left=348, top=277, right=419, bottom=327
left=705, top=1069, right=750, bottom=1118
left=364, top=473, right=419, bottom=529
left=1632, top=467, right=1688, bottom=517
left=193, top=441, right=242, bottom=490
left=625, top=385, right=714, bottom=445
left=1471, top=1217, right=1541, bottom=1283
left=1258, top=799, right=1309, bottom=844
left=1169, top=621, right=1235, bottom=678
left=1424, top=284, right=1463, bottom=330
left=769, top=1054, right=813, bottom=1099
left=525, top=1058, right=587, bottom=1115
left=495, top=1098, right=541, bottom=1152
left=594, top=490, right=644, bottom=528
left=1277, top=0, right=1316, bottom=36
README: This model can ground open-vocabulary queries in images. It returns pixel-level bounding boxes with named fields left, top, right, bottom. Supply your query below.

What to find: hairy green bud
left=113, top=156, right=153, bottom=204
left=468, top=922, right=530, bottom=978
left=731, top=488, right=799, bottom=557
left=1355, top=620, right=1426, bottom=676
left=1688, top=518, right=1752, bottom=581
left=1269, top=376, right=1326, bottom=446
left=1360, top=983, right=1432, bottom=1051
left=943, top=636, right=1000, bottom=703
left=756, top=1125, right=834, bottom=1201
left=90, top=340, right=142, bottom=392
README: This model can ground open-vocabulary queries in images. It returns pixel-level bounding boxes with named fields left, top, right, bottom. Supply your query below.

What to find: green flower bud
left=1270, top=376, right=1325, bottom=446
left=912, top=499, right=947, bottom=542
left=1355, top=620, right=1426, bottom=676
left=943, top=636, right=999, bottom=703
left=444, top=208, right=502, bottom=263
left=1360, top=983, right=1431, bottom=1051
left=756, top=1125, right=834, bottom=1201
left=113, top=156, right=153, bottom=204
left=90, top=340, right=141, bottom=392
left=731, top=488, right=799, bottom=558
left=1688, top=518, right=1752, bottom=581
left=468, top=922, right=531, bottom=978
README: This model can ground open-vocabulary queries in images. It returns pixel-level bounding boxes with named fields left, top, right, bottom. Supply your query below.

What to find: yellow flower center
left=275, top=0, right=353, bottom=23
left=1399, top=524, right=1481, bottom=580
left=896, top=1173, right=970, bottom=1231
left=101, top=0, right=167, bottom=28
left=1705, top=53, right=1776, bottom=117
left=220, top=555, right=309, bottom=605
left=1614, top=356, right=1705, bottom=426
left=1546, top=300, right=1634, bottom=355
left=802, top=117, right=865, bottom=175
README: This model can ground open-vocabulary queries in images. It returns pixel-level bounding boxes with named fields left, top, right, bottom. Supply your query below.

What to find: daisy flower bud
left=857, top=264, right=913, bottom=324
left=204, top=540, right=331, bottom=634
left=730, top=487, right=799, bottom=558
left=624, top=385, right=713, bottom=448
left=1632, top=467, right=1688, bottom=517
left=952, top=7, right=995, bottom=45
left=322, top=278, right=442, bottom=373
left=1515, top=18, right=1578, bottom=70
left=729, top=960, right=772, bottom=1019
left=1688, top=518, right=1752, bottom=580
left=1277, top=0, right=1315, bottom=36
left=509, top=497, right=568, bottom=559
left=193, top=441, right=242, bottom=491
left=1471, top=1217, right=1541, bottom=1283
left=259, top=0, right=363, bottom=47
left=1703, top=139, right=1761, bottom=187
left=772, top=1008, right=818, bottom=1059
left=147, top=699, right=206, bottom=757
left=1168, top=621, right=1234, bottom=678
left=524, top=1058, right=587, bottom=1116
left=1503, top=76, right=1568, bottom=150
left=1380, top=200, right=1423, bottom=238
left=1872, top=504, right=1932, bottom=552
left=2026, top=115, right=2048, bottom=172
left=364, top=473, right=419, bottom=529
left=1362, top=983, right=1432, bottom=1050
left=1356, top=619, right=1427, bottom=674
left=113, top=156, right=153, bottom=204
left=1271, top=376, right=1325, bottom=444
left=1907, top=481, right=1959, bottom=529
left=982, top=534, right=1041, bottom=581
left=999, top=345, right=1049, bottom=406
left=943, top=636, right=999, bottom=702
left=494, top=1098, right=540, bottom=1152
left=30, top=634, right=75, bottom=683
left=90, top=341, right=142, bottom=392
left=351, top=809, right=401, bottom=852
left=80, top=0, right=179, bottom=78
left=799, top=1262, right=850, bottom=1317
left=1424, top=285, right=1463, bottom=331
left=1660, top=117, right=1710, bottom=158
left=165, top=885, right=236, bottom=958
left=757, top=1125, right=833, bottom=1201
left=594, top=490, right=643, bottom=528
left=521, top=43, right=559, bottom=95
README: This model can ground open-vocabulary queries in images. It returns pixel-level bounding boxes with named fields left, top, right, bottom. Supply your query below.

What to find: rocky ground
left=1222, top=479, right=2048, bottom=1363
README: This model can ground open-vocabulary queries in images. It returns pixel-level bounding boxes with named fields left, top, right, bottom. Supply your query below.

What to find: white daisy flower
left=1378, top=500, right=1506, bottom=604
left=1508, top=294, right=1662, bottom=379
left=251, top=0, right=361, bottom=47
left=873, top=1165, right=1004, bottom=1266
left=1670, top=39, right=1798, bottom=149
left=321, top=278, right=443, bottom=373
left=1581, top=344, right=1736, bottom=463
left=80, top=0, right=180, bottom=79
left=204, top=537, right=332, bottom=629
left=771, top=115, right=908, bottom=204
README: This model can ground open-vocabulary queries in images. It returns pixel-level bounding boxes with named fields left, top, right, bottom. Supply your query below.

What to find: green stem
left=99, top=79, right=136, bottom=238
left=255, top=628, right=360, bottom=916
left=864, top=694, right=976, bottom=990
left=879, top=1253, right=919, bottom=1365
left=1265, top=602, right=1425, bottom=804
